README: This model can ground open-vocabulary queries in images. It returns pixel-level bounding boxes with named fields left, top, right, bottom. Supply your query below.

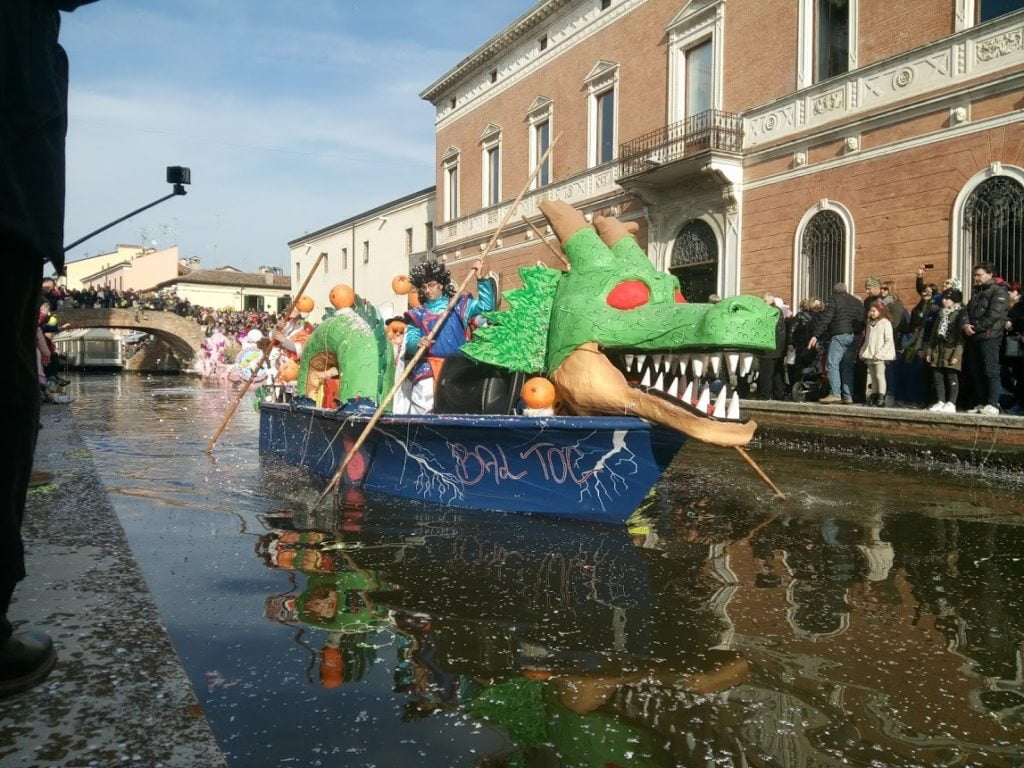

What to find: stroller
left=789, top=342, right=829, bottom=402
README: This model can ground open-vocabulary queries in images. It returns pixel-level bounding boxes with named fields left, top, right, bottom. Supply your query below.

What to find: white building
left=287, top=187, right=436, bottom=318
left=153, top=267, right=291, bottom=313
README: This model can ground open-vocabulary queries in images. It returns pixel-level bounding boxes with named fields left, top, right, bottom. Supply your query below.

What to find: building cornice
left=426, top=0, right=649, bottom=132
left=420, top=0, right=571, bottom=102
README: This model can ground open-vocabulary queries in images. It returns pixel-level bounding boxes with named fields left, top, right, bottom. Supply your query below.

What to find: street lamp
left=63, top=166, right=191, bottom=253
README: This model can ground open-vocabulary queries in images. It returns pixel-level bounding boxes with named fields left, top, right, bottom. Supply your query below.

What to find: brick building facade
left=421, top=0, right=1024, bottom=306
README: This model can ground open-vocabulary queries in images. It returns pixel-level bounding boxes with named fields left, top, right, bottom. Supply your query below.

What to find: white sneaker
left=969, top=405, right=985, bottom=413
left=928, top=402, right=944, bottom=412
left=979, top=404, right=1000, bottom=416
left=942, top=401, right=957, bottom=413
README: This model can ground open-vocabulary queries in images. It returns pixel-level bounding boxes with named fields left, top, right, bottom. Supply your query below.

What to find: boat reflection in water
left=255, top=485, right=1024, bottom=767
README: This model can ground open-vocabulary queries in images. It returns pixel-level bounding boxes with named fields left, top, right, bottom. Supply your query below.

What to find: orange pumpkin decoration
left=521, top=377, right=557, bottom=409
left=391, top=274, right=413, bottom=295
left=320, top=647, right=344, bottom=689
left=521, top=668, right=554, bottom=681
left=329, top=283, right=355, bottom=309
left=278, top=360, right=300, bottom=382
left=295, top=295, right=314, bottom=313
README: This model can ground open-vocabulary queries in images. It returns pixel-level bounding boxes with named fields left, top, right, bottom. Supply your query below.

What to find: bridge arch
left=57, top=309, right=206, bottom=361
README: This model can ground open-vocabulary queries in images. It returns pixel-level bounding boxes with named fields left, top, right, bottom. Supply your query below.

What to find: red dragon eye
left=675, top=290, right=686, bottom=303
left=606, top=280, right=650, bottom=310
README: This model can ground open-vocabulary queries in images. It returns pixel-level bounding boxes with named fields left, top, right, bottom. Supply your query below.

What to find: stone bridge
left=58, top=308, right=206, bottom=362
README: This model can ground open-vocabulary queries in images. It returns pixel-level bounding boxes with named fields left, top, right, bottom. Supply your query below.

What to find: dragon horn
left=539, top=200, right=589, bottom=245
left=593, top=214, right=639, bottom=250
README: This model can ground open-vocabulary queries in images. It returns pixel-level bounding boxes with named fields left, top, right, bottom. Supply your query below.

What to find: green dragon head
left=465, top=201, right=779, bottom=447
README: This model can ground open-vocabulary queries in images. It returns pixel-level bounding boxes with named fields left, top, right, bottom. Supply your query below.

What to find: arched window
left=962, top=175, right=1024, bottom=283
left=801, top=210, right=847, bottom=301
left=670, top=219, right=718, bottom=301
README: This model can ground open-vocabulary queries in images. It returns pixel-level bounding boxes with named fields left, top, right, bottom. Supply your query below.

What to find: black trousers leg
left=1, top=238, right=43, bottom=642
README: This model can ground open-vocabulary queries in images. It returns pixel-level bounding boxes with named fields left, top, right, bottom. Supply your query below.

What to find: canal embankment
left=743, top=399, right=1024, bottom=471
left=0, top=405, right=226, bottom=768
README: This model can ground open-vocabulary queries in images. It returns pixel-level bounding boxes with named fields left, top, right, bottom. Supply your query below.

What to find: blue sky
left=60, top=1, right=529, bottom=272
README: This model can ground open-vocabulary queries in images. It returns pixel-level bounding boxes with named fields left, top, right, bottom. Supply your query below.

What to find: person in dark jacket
left=756, top=293, right=788, bottom=400
left=1, top=0, right=99, bottom=698
left=960, top=262, right=1010, bottom=414
left=809, top=283, right=864, bottom=403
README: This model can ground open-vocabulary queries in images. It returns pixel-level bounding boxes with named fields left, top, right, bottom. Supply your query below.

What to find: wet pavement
left=3, top=374, right=1024, bottom=767
left=0, top=404, right=226, bottom=767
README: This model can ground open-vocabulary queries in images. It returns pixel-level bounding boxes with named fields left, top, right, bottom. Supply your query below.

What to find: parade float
left=257, top=201, right=779, bottom=523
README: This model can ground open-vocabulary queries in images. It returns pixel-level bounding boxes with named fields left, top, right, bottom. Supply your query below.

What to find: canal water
left=67, top=373, right=1024, bottom=767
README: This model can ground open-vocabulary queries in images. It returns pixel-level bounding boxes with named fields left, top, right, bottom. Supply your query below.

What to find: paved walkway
left=0, top=407, right=226, bottom=768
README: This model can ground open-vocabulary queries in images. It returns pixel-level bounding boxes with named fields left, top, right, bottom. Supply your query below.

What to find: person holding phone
left=960, top=263, right=1010, bottom=415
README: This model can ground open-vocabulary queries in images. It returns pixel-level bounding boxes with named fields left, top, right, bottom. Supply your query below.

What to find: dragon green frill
left=296, top=298, right=395, bottom=408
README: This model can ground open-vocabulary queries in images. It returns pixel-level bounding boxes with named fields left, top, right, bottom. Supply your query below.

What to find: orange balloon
left=329, top=283, right=355, bottom=309
left=279, top=360, right=300, bottom=382
left=391, top=274, right=413, bottom=295
left=295, top=295, right=314, bottom=313
left=521, top=377, right=557, bottom=409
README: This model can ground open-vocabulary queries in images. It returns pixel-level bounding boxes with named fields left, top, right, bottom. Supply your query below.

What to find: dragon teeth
left=696, top=384, right=711, bottom=413
left=624, top=354, right=636, bottom=372
left=739, top=352, right=754, bottom=377
left=682, top=381, right=695, bottom=403
left=691, top=356, right=705, bottom=379
left=636, top=354, right=648, bottom=373
left=726, top=352, right=739, bottom=375
left=728, top=391, right=741, bottom=420
left=641, top=365, right=653, bottom=388
left=713, top=384, right=728, bottom=418
left=654, top=371, right=665, bottom=391
left=653, top=354, right=664, bottom=371
left=668, top=376, right=681, bottom=399
left=709, top=355, right=721, bottom=377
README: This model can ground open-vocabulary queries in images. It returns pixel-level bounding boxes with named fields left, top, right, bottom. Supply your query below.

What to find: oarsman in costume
left=404, top=259, right=498, bottom=413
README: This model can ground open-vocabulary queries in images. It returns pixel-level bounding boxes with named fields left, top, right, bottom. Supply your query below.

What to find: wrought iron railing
left=618, top=109, right=743, bottom=178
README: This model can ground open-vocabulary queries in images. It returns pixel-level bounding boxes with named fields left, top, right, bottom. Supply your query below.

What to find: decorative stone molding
left=844, top=136, right=860, bottom=153
left=951, top=105, right=969, bottom=124
left=435, top=163, right=619, bottom=248
left=794, top=151, right=807, bottom=167
left=975, top=28, right=1024, bottom=62
left=746, top=12, right=1024, bottom=148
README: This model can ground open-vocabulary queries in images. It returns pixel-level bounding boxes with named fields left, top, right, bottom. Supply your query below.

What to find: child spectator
left=859, top=301, right=896, bottom=407
left=926, top=288, right=965, bottom=413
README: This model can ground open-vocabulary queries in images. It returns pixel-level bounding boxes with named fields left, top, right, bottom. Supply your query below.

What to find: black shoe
left=0, top=629, right=57, bottom=698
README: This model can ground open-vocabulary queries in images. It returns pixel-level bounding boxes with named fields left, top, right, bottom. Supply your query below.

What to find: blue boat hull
left=258, top=403, right=687, bottom=524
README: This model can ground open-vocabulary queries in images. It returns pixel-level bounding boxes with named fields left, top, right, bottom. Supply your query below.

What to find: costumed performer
left=226, top=329, right=271, bottom=388
left=269, top=304, right=315, bottom=388
left=385, top=316, right=414, bottom=414
left=404, top=259, right=498, bottom=414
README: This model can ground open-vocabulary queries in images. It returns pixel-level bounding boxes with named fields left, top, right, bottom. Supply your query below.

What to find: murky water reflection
left=67, top=374, right=1024, bottom=767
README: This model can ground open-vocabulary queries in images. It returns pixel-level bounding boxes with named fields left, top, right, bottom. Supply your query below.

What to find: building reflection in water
left=254, top=492, right=1024, bottom=766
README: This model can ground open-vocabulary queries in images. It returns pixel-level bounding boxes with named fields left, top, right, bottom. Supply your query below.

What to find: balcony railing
left=618, top=109, right=743, bottom=178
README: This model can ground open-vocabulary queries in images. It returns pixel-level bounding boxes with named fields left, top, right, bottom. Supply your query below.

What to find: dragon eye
left=606, top=280, right=650, bottom=310
left=674, top=290, right=686, bottom=303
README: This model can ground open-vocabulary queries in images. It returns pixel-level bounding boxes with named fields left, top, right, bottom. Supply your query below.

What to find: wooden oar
left=205, top=250, right=327, bottom=453
left=312, top=135, right=562, bottom=509
left=735, top=446, right=785, bottom=499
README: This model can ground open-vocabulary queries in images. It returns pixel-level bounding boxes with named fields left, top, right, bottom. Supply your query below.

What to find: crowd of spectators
left=755, top=262, right=1022, bottom=415
left=41, top=280, right=283, bottom=342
